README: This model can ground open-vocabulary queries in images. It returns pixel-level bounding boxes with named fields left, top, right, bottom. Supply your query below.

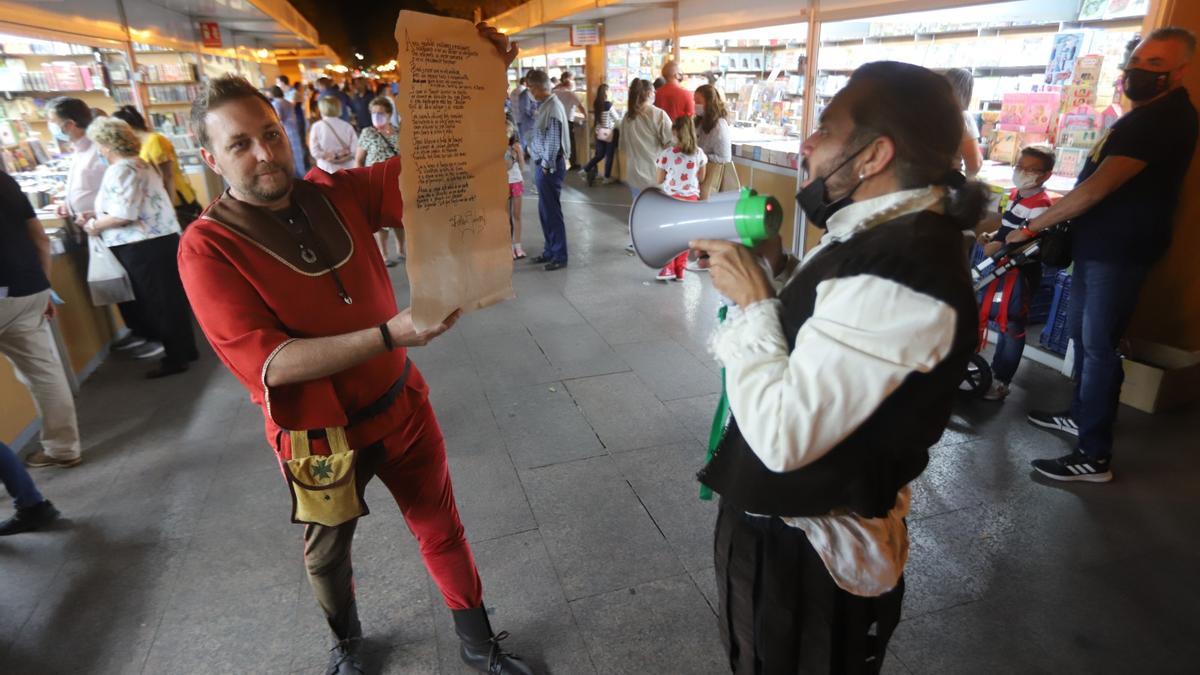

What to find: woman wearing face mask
left=694, top=84, right=738, bottom=200
left=80, top=117, right=197, bottom=378
left=355, top=96, right=404, bottom=265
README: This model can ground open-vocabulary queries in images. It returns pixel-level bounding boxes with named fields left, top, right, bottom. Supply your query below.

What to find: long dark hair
left=626, top=79, right=650, bottom=119
left=593, top=83, right=609, bottom=116
left=694, top=84, right=728, bottom=134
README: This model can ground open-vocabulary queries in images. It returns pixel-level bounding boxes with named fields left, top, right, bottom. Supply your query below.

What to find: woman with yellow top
left=112, top=105, right=202, bottom=226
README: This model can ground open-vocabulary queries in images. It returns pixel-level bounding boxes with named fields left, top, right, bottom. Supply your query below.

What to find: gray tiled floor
left=3, top=173, right=1200, bottom=674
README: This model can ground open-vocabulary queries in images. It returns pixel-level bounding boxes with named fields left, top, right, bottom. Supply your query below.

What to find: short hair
left=369, top=95, right=394, bottom=114
left=111, top=104, right=147, bottom=131
left=86, top=117, right=141, bottom=156
left=525, top=69, right=549, bottom=89
left=191, top=74, right=272, bottom=149
left=269, top=85, right=285, bottom=99
left=317, top=76, right=333, bottom=89
left=277, top=74, right=290, bottom=85
left=1147, top=26, right=1197, bottom=60
left=1020, top=144, right=1056, bottom=173
left=560, top=70, right=572, bottom=81
left=943, top=68, right=974, bottom=110
left=46, top=96, right=92, bottom=129
left=318, top=95, right=343, bottom=118
left=652, top=77, right=666, bottom=89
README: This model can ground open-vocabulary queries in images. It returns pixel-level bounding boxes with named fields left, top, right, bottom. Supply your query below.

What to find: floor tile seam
left=682, top=569, right=719, bottom=618
left=561, top=570, right=699, bottom=605
left=898, top=596, right=985, bottom=623
left=467, top=526, right=541, bottom=547
left=508, top=494, right=596, bottom=672
left=521, top=451, right=611, bottom=473
left=905, top=502, right=984, bottom=524
left=554, top=376, right=612, bottom=454
left=477, top=376, right=546, bottom=519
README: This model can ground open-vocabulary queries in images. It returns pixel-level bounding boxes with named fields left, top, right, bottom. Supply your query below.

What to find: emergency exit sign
left=571, top=24, right=600, bottom=46
left=199, top=22, right=222, bottom=48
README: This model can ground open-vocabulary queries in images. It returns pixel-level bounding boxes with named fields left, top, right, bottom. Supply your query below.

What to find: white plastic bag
left=87, top=235, right=135, bottom=306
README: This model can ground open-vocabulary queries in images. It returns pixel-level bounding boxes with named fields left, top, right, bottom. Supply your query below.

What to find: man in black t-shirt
left=1007, top=28, right=1198, bottom=483
left=0, top=171, right=83, bottom=469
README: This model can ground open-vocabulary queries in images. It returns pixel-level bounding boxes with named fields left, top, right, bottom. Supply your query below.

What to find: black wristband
left=379, top=323, right=395, bottom=351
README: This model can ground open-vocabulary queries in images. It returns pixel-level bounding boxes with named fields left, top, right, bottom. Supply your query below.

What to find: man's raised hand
left=477, top=23, right=519, bottom=66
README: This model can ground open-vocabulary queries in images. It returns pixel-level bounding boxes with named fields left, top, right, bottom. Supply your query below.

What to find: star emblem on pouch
left=312, top=457, right=333, bottom=482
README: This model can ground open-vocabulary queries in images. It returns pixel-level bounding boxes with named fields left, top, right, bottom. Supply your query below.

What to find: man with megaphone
left=691, top=61, right=982, bottom=673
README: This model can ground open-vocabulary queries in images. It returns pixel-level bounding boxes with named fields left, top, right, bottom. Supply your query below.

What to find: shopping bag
left=87, top=235, right=135, bottom=306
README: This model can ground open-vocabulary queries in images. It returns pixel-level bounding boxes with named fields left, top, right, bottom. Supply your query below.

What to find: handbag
left=86, top=235, right=135, bottom=306
left=283, top=426, right=367, bottom=527
left=1038, top=221, right=1073, bottom=268
left=595, top=126, right=613, bottom=142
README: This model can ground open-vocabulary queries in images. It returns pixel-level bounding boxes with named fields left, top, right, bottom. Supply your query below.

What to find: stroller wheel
left=959, top=353, right=993, bottom=399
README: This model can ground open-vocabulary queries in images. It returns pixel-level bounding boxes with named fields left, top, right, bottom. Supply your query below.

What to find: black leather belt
left=306, top=358, right=412, bottom=439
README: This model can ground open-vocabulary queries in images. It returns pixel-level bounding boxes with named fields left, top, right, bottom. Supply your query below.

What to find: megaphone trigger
left=629, top=187, right=783, bottom=269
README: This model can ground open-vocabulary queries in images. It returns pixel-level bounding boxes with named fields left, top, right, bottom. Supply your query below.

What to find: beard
left=238, top=161, right=293, bottom=203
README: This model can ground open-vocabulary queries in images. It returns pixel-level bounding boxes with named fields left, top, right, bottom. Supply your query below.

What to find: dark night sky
left=289, top=1, right=524, bottom=66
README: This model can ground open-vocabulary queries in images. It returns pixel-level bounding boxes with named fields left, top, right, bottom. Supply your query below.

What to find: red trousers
left=301, top=398, right=482, bottom=638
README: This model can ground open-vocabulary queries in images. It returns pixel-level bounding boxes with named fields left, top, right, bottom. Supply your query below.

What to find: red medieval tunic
left=178, top=157, right=428, bottom=458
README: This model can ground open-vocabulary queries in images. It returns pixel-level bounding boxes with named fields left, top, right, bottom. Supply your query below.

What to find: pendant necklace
left=273, top=204, right=353, bottom=305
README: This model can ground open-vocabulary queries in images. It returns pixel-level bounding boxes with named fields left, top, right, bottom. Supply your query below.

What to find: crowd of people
left=1, top=20, right=1196, bottom=675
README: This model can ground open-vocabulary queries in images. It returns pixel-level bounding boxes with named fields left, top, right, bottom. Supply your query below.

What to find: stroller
left=959, top=232, right=1046, bottom=399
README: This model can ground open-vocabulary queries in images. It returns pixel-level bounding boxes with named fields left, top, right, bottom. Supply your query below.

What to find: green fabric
left=700, top=305, right=730, bottom=501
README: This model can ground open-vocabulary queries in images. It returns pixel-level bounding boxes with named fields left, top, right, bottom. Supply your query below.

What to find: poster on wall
left=1045, top=32, right=1084, bottom=85
left=1078, top=0, right=1151, bottom=21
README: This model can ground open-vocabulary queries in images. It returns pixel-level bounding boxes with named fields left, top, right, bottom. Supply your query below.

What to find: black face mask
left=1123, top=68, right=1172, bottom=102
left=796, top=141, right=873, bottom=229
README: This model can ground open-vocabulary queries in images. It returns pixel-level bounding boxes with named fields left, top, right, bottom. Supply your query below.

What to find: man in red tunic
left=178, top=27, right=533, bottom=675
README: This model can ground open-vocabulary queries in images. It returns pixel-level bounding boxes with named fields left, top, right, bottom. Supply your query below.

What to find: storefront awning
left=0, top=0, right=320, bottom=54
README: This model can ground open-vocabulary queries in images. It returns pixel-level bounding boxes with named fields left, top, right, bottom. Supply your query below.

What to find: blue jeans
left=583, top=138, right=616, bottom=177
left=535, top=155, right=568, bottom=264
left=1068, top=257, right=1149, bottom=460
left=984, top=272, right=1030, bottom=384
left=1, top=442, right=45, bottom=510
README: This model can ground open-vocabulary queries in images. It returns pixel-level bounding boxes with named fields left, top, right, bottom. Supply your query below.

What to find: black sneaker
left=0, top=500, right=61, bottom=535
left=325, top=638, right=365, bottom=675
left=1032, top=450, right=1112, bottom=483
left=1027, top=410, right=1079, bottom=437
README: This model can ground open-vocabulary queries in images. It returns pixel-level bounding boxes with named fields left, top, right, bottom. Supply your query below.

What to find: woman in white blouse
left=307, top=96, right=358, bottom=173
left=81, top=117, right=197, bottom=378
left=694, top=85, right=740, bottom=200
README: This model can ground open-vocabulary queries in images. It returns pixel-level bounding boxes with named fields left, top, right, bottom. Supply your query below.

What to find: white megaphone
left=629, top=187, right=784, bottom=268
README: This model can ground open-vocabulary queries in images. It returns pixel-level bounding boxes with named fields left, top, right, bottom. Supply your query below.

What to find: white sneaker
left=133, top=343, right=165, bottom=359
left=114, top=336, right=147, bottom=351
left=982, top=382, right=1010, bottom=401
left=601, top=177, right=617, bottom=185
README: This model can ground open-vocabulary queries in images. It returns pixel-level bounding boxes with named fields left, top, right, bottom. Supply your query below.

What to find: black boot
left=451, top=607, right=534, bottom=675
left=0, top=500, right=59, bottom=536
left=325, top=602, right=364, bottom=675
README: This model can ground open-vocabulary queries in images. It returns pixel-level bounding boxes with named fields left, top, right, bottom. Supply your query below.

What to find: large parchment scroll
left=395, top=11, right=514, bottom=331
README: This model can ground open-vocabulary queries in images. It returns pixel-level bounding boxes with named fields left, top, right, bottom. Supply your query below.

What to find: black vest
left=698, top=210, right=978, bottom=519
